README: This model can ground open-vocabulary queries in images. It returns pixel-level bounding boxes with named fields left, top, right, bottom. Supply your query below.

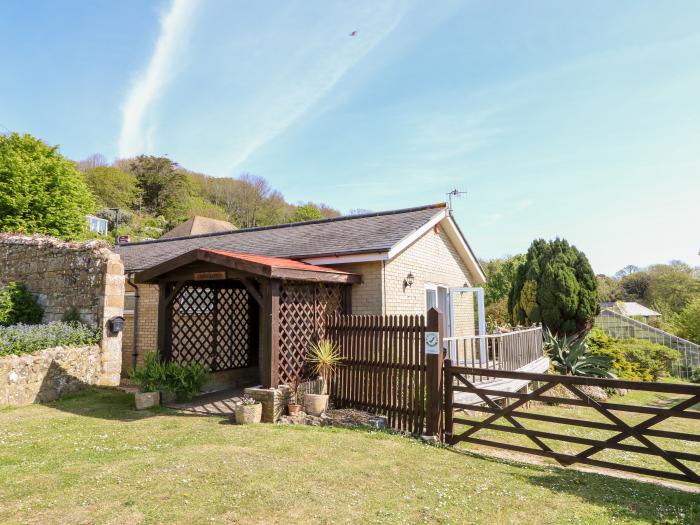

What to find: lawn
left=0, top=389, right=698, bottom=525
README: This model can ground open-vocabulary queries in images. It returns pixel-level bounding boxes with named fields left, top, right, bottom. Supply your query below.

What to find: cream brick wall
left=336, top=227, right=478, bottom=336
left=336, top=262, right=383, bottom=315
left=122, top=283, right=159, bottom=374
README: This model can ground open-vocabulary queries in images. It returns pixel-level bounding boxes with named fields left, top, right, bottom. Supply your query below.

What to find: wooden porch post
left=426, top=307, right=444, bottom=438
left=157, top=283, right=171, bottom=361
left=260, top=279, right=281, bottom=388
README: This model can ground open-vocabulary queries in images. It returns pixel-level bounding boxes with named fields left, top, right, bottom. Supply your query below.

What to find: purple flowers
left=0, top=322, right=101, bottom=357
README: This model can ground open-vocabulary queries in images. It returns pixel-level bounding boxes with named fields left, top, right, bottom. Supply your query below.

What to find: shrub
left=508, top=238, right=599, bottom=335
left=129, top=351, right=209, bottom=401
left=587, top=327, right=681, bottom=381
left=543, top=329, right=614, bottom=378
left=0, top=282, right=43, bottom=326
left=62, top=307, right=82, bottom=324
left=0, top=322, right=101, bottom=356
left=616, top=339, right=680, bottom=381
left=689, top=367, right=700, bottom=384
left=128, top=351, right=170, bottom=393
left=164, top=361, right=209, bottom=402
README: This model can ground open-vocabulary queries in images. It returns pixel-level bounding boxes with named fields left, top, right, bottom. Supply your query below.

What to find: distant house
left=160, top=216, right=236, bottom=239
left=114, top=203, right=487, bottom=389
left=86, top=215, right=108, bottom=235
left=601, top=301, right=662, bottom=319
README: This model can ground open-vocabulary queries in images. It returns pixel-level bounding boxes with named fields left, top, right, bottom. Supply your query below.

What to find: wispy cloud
left=515, top=198, right=534, bottom=210
left=118, top=0, right=199, bottom=157
left=481, top=212, right=503, bottom=225
left=217, top=4, right=409, bottom=173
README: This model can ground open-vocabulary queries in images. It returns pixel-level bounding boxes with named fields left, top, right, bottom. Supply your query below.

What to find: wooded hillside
left=78, top=153, right=340, bottom=241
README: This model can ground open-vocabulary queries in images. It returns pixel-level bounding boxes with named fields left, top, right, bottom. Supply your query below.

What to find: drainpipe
left=126, top=273, right=141, bottom=370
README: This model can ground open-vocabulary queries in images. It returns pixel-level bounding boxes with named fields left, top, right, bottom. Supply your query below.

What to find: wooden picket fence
left=325, top=314, right=427, bottom=434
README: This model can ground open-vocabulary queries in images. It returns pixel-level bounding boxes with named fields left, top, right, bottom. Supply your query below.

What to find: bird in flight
left=349, top=30, right=358, bottom=37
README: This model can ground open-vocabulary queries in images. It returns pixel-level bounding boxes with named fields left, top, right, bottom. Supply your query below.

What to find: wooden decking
left=452, top=356, right=550, bottom=406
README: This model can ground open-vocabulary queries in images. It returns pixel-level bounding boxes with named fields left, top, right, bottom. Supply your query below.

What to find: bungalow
left=115, top=203, right=486, bottom=390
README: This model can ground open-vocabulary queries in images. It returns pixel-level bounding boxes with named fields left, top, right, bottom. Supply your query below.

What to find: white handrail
left=444, top=326, right=542, bottom=341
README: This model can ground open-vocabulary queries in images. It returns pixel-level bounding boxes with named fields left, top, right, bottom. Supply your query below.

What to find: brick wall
left=122, top=283, right=159, bottom=373
left=336, top=261, right=383, bottom=315
left=0, top=235, right=124, bottom=386
left=383, top=227, right=477, bottom=336
left=334, top=226, right=478, bottom=336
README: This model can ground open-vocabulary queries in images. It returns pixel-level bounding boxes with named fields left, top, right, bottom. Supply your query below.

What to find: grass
left=0, top=389, right=698, bottom=524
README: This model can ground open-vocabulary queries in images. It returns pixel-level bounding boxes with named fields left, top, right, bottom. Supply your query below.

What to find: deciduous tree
left=0, top=133, right=95, bottom=239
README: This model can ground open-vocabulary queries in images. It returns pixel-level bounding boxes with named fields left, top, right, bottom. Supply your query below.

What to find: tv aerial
left=446, top=189, right=467, bottom=210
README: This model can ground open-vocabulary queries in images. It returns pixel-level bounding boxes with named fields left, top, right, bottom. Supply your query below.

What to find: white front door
left=425, top=284, right=451, bottom=336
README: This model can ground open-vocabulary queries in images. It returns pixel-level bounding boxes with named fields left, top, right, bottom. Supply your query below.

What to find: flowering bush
left=0, top=322, right=101, bottom=357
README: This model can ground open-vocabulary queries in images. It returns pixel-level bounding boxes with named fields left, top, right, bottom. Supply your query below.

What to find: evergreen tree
left=508, top=238, right=599, bottom=334
left=0, top=133, right=95, bottom=239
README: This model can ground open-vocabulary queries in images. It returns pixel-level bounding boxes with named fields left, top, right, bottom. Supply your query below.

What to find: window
left=124, top=292, right=136, bottom=314
left=86, top=215, right=108, bottom=235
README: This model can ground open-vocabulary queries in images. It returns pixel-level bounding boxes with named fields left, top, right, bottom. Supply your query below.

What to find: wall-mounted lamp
left=403, top=272, right=415, bottom=291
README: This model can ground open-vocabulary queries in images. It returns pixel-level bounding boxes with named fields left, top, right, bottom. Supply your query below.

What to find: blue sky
left=2, top=1, right=699, bottom=275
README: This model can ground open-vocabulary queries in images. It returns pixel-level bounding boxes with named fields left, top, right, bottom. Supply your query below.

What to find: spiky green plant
left=543, top=329, right=615, bottom=378
left=307, top=339, right=342, bottom=394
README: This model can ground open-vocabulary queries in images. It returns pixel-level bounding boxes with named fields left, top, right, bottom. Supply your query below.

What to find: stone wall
left=0, top=344, right=101, bottom=406
left=0, top=235, right=124, bottom=386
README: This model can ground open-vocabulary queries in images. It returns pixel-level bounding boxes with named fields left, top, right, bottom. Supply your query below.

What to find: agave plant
left=543, top=329, right=615, bottom=378
left=307, top=339, right=342, bottom=393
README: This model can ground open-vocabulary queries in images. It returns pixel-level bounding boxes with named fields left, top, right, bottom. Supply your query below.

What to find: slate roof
left=116, top=204, right=446, bottom=272
left=160, top=216, right=236, bottom=239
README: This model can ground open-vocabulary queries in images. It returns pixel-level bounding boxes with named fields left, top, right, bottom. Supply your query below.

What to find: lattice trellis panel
left=278, top=282, right=345, bottom=384
left=170, top=284, right=252, bottom=372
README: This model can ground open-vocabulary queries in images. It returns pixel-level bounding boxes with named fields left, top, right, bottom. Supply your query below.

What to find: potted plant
left=128, top=351, right=167, bottom=410
left=164, top=361, right=209, bottom=402
left=287, top=374, right=303, bottom=415
left=304, top=339, right=342, bottom=416
left=234, top=395, right=262, bottom=424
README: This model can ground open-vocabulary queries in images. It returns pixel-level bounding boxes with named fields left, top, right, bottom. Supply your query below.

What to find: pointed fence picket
left=325, top=314, right=426, bottom=434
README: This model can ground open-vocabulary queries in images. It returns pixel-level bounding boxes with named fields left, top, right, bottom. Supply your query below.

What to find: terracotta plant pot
left=287, top=403, right=302, bottom=415
left=303, top=393, right=328, bottom=416
left=134, top=391, right=160, bottom=410
left=234, top=402, right=262, bottom=424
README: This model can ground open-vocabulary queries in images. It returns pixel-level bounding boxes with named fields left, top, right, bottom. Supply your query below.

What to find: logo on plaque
left=425, top=331, right=439, bottom=354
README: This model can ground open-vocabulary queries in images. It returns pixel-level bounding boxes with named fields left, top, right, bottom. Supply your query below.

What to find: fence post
left=443, top=358, right=453, bottom=444
left=426, top=307, right=444, bottom=438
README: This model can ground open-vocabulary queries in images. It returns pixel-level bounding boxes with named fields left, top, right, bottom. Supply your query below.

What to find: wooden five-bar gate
left=326, top=308, right=700, bottom=485
left=444, top=364, right=700, bottom=485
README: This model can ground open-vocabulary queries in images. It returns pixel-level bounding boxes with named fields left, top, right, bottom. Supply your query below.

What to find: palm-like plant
left=307, top=339, right=342, bottom=394
left=543, top=329, right=615, bottom=378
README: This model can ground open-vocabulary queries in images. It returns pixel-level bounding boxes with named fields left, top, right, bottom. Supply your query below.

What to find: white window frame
left=124, top=292, right=136, bottom=315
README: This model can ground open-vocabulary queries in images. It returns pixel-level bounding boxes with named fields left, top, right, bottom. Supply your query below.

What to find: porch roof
left=133, top=248, right=362, bottom=284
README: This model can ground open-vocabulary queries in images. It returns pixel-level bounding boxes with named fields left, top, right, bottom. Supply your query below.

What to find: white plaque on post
left=425, top=331, right=439, bottom=354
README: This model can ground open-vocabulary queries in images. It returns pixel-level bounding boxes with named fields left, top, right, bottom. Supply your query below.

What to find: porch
left=133, top=247, right=360, bottom=390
